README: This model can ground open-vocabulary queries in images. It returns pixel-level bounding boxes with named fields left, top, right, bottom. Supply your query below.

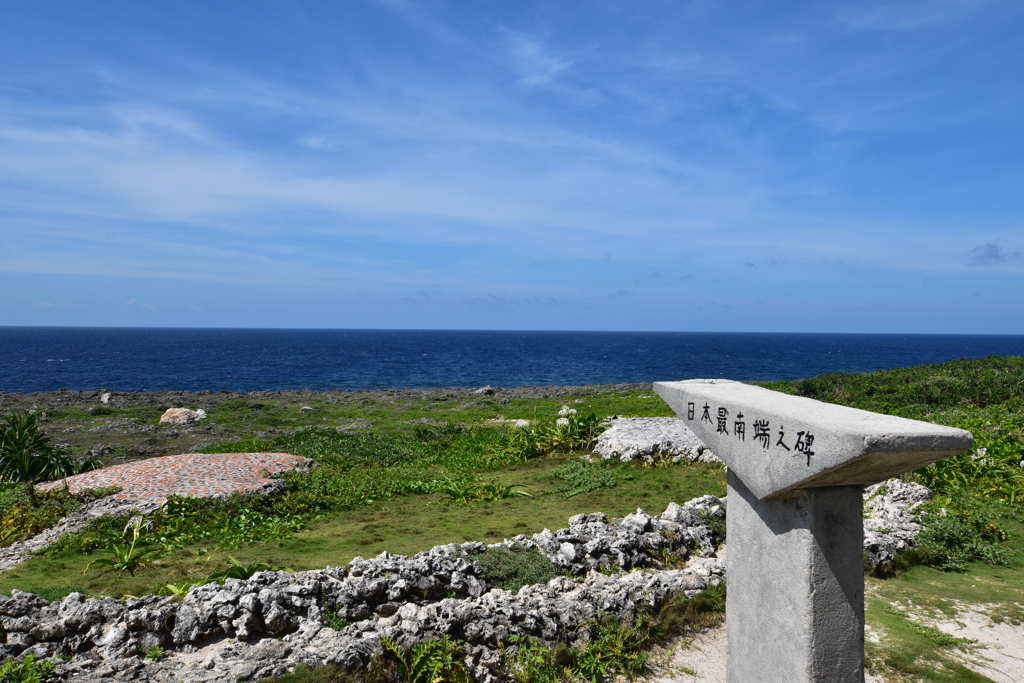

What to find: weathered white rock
left=158, top=408, right=208, bottom=426
left=863, top=478, right=932, bottom=567
left=594, top=417, right=719, bottom=464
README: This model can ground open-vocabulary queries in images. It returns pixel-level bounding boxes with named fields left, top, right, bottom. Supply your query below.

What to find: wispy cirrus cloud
left=504, top=31, right=573, bottom=87
left=1, top=0, right=1022, bottom=331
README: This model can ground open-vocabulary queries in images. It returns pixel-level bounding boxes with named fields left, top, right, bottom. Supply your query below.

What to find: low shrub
left=775, top=356, right=1024, bottom=414
left=0, top=653, right=58, bottom=683
left=908, top=415, right=1024, bottom=503
left=870, top=492, right=1013, bottom=576
left=544, top=459, right=625, bottom=498
left=472, top=546, right=569, bottom=592
left=912, top=495, right=1011, bottom=571
left=0, top=484, right=23, bottom=518
left=698, top=509, right=727, bottom=541
left=499, top=412, right=605, bottom=464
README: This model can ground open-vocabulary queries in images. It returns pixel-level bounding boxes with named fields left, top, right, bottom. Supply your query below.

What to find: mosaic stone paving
left=39, top=453, right=313, bottom=504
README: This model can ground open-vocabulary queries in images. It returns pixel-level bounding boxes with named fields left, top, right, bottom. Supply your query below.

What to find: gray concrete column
left=726, top=471, right=865, bottom=683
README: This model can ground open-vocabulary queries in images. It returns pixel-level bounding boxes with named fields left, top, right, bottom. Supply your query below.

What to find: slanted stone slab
left=655, top=378, right=973, bottom=683
left=655, top=379, right=972, bottom=499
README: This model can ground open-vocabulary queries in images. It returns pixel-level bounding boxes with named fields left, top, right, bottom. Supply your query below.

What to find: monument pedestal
left=726, top=472, right=864, bottom=683
left=654, top=378, right=973, bottom=683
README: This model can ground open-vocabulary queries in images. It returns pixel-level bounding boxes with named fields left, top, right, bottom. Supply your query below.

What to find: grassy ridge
left=762, top=355, right=1024, bottom=416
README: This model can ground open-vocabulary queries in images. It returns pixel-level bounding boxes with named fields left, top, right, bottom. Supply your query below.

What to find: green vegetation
left=2, top=454, right=723, bottom=598
left=0, top=486, right=120, bottom=547
left=0, top=401, right=724, bottom=598
left=82, top=515, right=164, bottom=576
left=0, top=412, right=100, bottom=506
left=381, top=635, right=472, bottom=683
left=0, top=653, right=57, bottom=683
left=912, top=496, right=1011, bottom=571
left=143, top=645, right=165, bottom=661
left=544, top=459, right=628, bottom=498
left=4, top=357, right=1024, bottom=682
left=471, top=546, right=571, bottom=592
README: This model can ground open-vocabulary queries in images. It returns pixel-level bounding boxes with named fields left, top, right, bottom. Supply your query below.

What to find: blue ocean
left=1, top=327, right=1023, bottom=394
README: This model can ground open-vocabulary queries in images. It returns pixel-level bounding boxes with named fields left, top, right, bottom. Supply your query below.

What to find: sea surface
left=1, top=327, right=1023, bottom=394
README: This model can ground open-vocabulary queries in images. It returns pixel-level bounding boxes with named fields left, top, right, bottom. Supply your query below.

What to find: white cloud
left=299, top=135, right=328, bottom=149
left=505, top=31, right=573, bottom=87
left=125, top=298, right=158, bottom=311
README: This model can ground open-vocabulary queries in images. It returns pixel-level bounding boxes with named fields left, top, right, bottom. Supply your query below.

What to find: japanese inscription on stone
left=655, top=379, right=974, bottom=499
left=685, top=399, right=816, bottom=466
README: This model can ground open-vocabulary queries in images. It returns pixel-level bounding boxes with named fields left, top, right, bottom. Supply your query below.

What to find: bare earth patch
left=932, top=605, right=1024, bottom=683
left=634, top=626, right=887, bottom=683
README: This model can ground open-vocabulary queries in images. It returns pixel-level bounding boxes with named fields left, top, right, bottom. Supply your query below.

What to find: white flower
left=557, top=406, right=577, bottom=416
left=124, top=515, right=151, bottom=535
left=556, top=417, right=570, bottom=427
left=513, top=419, right=530, bottom=428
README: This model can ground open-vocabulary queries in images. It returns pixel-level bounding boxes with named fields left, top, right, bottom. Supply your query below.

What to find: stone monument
left=655, top=379, right=973, bottom=683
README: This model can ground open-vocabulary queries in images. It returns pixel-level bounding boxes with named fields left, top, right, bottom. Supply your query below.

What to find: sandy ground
left=933, top=606, right=1024, bottom=683
left=634, top=626, right=886, bottom=682
left=635, top=603, right=1024, bottom=683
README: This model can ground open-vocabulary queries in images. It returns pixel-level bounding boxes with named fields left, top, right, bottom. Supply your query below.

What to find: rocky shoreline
left=0, top=384, right=652, bottom=465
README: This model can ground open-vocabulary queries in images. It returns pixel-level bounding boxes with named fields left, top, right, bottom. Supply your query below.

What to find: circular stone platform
left=38, top=453, right=313, bottom=504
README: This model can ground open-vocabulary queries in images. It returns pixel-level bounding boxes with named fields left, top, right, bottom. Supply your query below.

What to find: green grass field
left=2, top=356, right=1023, bottom=682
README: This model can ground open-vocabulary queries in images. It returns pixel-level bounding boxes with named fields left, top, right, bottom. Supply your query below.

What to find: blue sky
left=1, top=0, right=1022, bottom=333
